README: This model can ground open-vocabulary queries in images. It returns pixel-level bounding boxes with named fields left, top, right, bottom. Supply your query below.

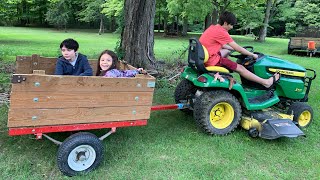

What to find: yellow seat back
left=202, top=45, right=230, bottom=73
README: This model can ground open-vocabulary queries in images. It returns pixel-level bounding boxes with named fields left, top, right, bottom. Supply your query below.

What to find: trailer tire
left=287, top=102, right=313, bottom=128
left=57, top=132, right=104, bottom=176
left=174, top=79, right=196, bottom=114
left=194, top=90, right=242, bottom=135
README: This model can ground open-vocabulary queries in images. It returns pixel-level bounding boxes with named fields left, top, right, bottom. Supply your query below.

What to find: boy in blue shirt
left=55, top=38, right=93, bottom=76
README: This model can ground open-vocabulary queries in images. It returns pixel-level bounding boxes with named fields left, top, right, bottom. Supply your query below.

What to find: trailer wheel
left=194, top=90, right=242, bottom=135
left=287, top=102, right=313, bottom=128
left=57, top=132, right=104, bottom=176
left=174, top=79, right=196, bottom=114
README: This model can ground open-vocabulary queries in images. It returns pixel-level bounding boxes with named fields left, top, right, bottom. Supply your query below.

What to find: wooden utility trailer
left=288, top=37, right=320, bottom=55
left=288, top=28, right=320, bottom=56
left=7, top=55, right=185, bottom=176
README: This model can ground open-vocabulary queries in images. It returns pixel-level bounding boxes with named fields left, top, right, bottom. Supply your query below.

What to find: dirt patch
left=0, top=93, right=10, bottom=105
left=0, top=61, right=15, bottom=74
left=0, top=61, right=13, bottom=105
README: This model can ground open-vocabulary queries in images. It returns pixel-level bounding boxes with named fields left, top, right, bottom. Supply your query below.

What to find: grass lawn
left=1, top=27, right=320, bottom=179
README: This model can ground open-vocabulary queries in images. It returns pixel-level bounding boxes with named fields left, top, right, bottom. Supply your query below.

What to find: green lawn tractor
left=175, top=38, right=316, bottom=139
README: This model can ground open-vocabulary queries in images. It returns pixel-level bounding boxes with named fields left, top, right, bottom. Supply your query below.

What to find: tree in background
left=101, top=0, right=123, bottom=32
left=121, top=0, right=156, bottom=69
left=203, top=0, right=232, bottom=29
left=155, top=0, right=168, bottom=33
left=78, top=0, right=105, bottom=34
left=0, top=0, right=19, bottom=26
left=231, top=0, right=265, bottom=36
left=46, top=0, right=72, bottom=31
left=257, top=0, right=282, bottom=42
left=167, top=0, right=211, bottom=36
left=295, top=0, right=320, bottom=28
left=2, top=0, right=320, bottom=41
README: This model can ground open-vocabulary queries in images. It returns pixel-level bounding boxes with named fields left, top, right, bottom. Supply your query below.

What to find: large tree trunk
left=204, top=13, right=211, bottom=30
left=211, top=8, right=219, bottom=25
left=110, top=16, right=116, bottom=32
left=182, top=17, right=188, bottom=36
left=121, top=0, right=156, bottom=69
left=158, top=11, right=161, bottom=32
left=257, top=0, right=273, bottom=42
left=176, top=16, right=179, bottom=35
left=98, top=15, right=103, bottom=35
left=163, top=15, right=168, bottom=34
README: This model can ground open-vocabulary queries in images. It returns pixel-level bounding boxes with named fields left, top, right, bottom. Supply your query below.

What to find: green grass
left=1, top=27, right=320, bottom=179
left=0, top=27, right=189, bottom=61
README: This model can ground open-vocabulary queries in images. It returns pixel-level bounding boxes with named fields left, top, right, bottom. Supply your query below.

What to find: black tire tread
left=287, top=102, right=313, bottom=128
left=57, top=132, right=104, bottom=176
left=194, top=90, right=242, bottom=135
left=174, top=79, right=196, bottom=113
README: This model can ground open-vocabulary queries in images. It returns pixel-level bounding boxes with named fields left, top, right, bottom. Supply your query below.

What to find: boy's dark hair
left=60, top=38, right=79, bottom=51
left=96, top=49, right=119, bottom=76
left=218, top=11, right=237, bottom=26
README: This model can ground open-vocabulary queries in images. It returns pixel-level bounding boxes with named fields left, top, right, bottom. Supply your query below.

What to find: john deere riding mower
left=175, top=38, right=316, bottom=139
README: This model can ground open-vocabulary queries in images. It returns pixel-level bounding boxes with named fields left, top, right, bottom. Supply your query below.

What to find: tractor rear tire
left=174, top=79, right=196, bottom=114
left=287, top=102, right=313, bottom=128
left=194, top=90, right=242, bottom=135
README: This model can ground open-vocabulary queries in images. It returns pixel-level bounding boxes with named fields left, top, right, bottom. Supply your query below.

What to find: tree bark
left=176, top=16, right=179, bottom=35
left=182, top=17, right=188, bottom=36
left=163, top=17, right=168, bottom=34
left=211, top=8, right=219, bottom=25
left=110, top=16, right=116, bottom=32
left=121, top=0, right=156, bottom=69
left=99, top=15, right=103, bottom=35
left=204, top=13, right=211, bottom=30
left=158, top=11, right=161, bottom=32
left=257, top=0, right=273, bottom=42
left=211, top=0, right=219, bottom=25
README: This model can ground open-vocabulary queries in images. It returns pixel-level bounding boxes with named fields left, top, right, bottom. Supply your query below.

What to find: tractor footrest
left=248, top=91, right=274, bottom=104
left=260, top=119, right=305, bottom=139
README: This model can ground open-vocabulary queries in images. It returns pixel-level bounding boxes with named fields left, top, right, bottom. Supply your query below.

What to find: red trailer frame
left=8, top=103, right=186, bottom=138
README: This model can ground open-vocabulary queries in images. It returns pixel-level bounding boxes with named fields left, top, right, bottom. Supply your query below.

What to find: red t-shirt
left=199, top=25, right=233, bottom=66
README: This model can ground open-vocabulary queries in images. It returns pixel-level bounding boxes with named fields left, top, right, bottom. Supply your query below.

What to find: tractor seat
left=188, top=38, right=230, bottom=74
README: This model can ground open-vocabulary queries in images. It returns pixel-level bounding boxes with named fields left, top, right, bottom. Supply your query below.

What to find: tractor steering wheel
left=229, top=46, right=256, bottom=66
left=229, top=46, right=254, bottom=58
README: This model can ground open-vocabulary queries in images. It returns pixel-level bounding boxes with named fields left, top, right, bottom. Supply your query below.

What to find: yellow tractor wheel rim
left=298, top=110, right=311, bottom=127
left=209, top=102, right=234, bottom=129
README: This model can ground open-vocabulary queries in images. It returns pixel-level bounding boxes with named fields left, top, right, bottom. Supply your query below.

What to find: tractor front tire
left=194, top=90, right=242, bottom=135
left=287, top=102, right=313, bottom=128
left=174, top=79, right=196, bottom=114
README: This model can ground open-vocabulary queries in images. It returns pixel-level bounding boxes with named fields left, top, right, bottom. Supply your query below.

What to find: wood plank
left=15, top=55, right=135, bottom=75
left=15, top=55, right=99, bottom=75
left=15, top=56, right=32, bottom=74
left=10, top=91, right=154, bottom=109
left=11, top=74, right=156, bottom=92
left=8, top=106, right=150, bottom=127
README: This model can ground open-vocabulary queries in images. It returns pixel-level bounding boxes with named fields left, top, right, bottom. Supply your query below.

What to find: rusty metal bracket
left=11, top=75, right=26, bottom=83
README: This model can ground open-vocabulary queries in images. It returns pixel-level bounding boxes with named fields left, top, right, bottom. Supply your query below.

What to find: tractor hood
left=257, top=55, right=306, bottom=72
left=253, top=55, right=306, bottom=79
